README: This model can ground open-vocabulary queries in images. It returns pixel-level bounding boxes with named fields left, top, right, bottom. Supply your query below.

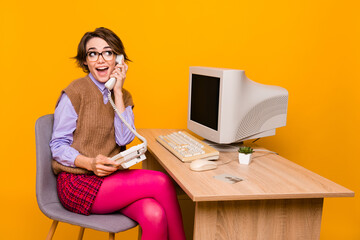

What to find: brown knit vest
left=52, top=76, right=134, bottom=175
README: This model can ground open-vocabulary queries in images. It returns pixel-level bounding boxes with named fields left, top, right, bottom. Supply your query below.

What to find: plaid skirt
left=57, top=172, right=104, bottom=215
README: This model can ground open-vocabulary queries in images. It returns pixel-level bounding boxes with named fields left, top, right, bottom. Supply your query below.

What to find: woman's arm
left=114, top=106, right=136, bottom=146
left=110, top=58, right=128, bottom=113
left=110, top=59, right=136, bottom=146
left=50, top=93, right=80, bottom=167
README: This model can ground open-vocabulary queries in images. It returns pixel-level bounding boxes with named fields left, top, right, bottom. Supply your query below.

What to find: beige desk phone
left=105, top=54, right=147, bottom=168
left=104, top=54, right=124, bottom=90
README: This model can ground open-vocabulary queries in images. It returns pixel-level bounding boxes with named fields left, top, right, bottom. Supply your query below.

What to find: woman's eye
left=89, top=52, right=97, bottom=57
left=104, top=51, right=113, bottom=56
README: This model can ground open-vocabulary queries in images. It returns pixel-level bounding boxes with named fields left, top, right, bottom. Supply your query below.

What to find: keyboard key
left=156, top=131, right=219, bottom=162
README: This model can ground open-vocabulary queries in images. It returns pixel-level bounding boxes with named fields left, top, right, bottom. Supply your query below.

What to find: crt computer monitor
left=187, top=67, right=288, bottom=145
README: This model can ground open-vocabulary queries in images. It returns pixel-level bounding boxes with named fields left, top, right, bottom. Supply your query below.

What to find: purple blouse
left=49, top=73, right=135, bottom=167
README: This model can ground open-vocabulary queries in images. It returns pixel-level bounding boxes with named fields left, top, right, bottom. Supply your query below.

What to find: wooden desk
left=138, top=129, right=354, bottom=240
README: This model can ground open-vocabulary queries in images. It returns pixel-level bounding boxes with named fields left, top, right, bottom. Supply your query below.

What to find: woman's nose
left=97, top=54, right=106, bottom=63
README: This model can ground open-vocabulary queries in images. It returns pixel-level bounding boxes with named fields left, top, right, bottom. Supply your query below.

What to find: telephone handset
left=105, top=54, right=124, bottom=90
left=105, top=54, right=148, bottom=169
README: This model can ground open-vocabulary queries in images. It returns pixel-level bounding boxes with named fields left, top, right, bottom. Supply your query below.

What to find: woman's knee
left=139, top=198, right=167, bottom=226
left=151, top=171, right=174, bottom=190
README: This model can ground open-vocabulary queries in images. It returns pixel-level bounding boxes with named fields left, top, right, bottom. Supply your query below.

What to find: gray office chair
left=35, top=114, right=138, bottom=240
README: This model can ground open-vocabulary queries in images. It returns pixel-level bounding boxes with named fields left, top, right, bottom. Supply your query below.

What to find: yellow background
left=1, top=0, right=359, bottom=239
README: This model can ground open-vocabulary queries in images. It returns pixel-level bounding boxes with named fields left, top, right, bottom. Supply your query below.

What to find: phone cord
left=108, top=91, right=148, bottom=153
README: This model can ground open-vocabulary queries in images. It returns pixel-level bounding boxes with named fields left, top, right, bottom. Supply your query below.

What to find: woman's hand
left=109, top=58, right=128, bottom=93
left=91, top=154, right=121, bottom=177
left=110, top=58, right=128, bottom=113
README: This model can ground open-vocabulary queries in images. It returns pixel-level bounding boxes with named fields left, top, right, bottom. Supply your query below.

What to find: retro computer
left=156, top=66, right=288, bottom=163
left=187, top=66, right=288, bottom=146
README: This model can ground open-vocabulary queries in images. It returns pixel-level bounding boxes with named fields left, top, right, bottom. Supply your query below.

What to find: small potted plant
left=238, top=146, right=254, bottom=165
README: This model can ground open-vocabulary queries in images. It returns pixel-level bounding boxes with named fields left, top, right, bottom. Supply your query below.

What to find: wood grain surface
left=138, top=129, right=354, bottom=201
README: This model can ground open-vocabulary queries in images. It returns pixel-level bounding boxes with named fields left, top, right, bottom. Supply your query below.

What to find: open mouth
left=95, top=67, right=109, bottom=78
left=96, top=67, right=109, bottom=72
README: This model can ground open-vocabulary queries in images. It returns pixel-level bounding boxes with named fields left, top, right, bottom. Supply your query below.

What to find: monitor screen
left=190, top=74, right=220, bottom=131
left=188, top=67, right=288, bottom=144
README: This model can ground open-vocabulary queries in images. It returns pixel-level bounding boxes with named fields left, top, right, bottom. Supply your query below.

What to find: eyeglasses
left=86, top=50, right=115, bottom=62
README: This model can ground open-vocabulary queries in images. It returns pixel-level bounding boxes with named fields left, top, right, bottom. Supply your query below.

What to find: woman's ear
left=83, top=61, right=88, bottom=66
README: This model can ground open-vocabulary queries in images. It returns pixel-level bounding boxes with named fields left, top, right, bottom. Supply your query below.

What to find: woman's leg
left=120, top=198, right=168, bottom=240
left=91, top=169, right=186, bottom=240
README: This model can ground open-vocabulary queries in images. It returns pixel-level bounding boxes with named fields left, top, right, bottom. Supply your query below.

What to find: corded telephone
left=105, top=54, right=148, bottom=169
left=104, top=54, right=124, bottom=90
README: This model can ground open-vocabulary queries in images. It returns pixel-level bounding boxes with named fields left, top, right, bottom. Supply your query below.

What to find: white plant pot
left=238, top=153, right=252, bottom=165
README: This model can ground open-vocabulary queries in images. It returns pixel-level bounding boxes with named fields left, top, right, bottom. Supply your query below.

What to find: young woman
left=50, top=27, right=186, bottom=240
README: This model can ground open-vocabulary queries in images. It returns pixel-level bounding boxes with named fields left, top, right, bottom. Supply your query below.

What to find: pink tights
left=91, top=169, right=186, bottom=240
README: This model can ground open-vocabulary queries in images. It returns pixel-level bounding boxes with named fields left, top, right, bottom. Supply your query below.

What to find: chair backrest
left=35, top=114, right=59, bottom=210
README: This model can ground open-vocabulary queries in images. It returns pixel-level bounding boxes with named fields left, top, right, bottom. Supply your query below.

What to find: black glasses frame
left=86, top=50, right=115, bottom=62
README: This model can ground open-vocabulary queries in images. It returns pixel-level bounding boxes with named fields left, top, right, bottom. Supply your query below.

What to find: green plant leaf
left=238, top=146, right=254, bottom=154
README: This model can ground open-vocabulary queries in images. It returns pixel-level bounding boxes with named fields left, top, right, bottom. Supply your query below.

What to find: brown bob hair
left=74, top=27, right=130, bottom=73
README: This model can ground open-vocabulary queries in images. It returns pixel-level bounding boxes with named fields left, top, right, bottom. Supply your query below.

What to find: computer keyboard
left=156, top=131, right=219, bottom=162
